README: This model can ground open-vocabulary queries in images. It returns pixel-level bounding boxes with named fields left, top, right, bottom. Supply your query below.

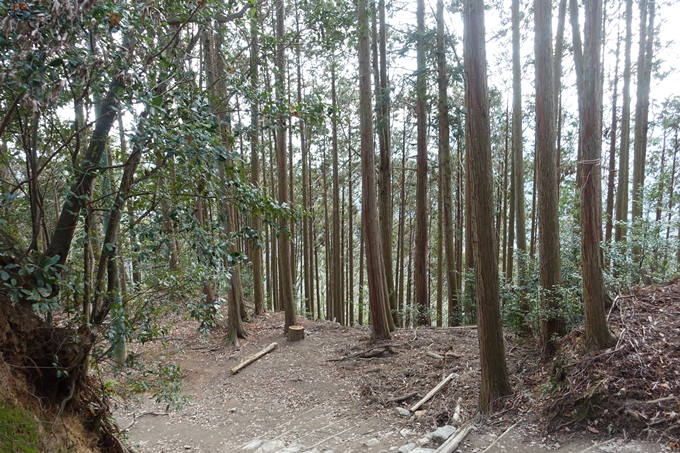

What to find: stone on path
left=254, top=440, right=285, bottom=453
left=396, top=407, right=411, bottom=417
left=243, top=439, right=264, bottom=450
left=398, top=442, right=417, bottom=453
left=432, top=425, right=456, bottom=443
left=363, top=438, right=381, bottom=447
left=277, top=444, right=306, bottom=453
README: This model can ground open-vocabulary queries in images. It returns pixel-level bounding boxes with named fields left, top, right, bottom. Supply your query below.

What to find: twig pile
left=546, top=282, right=680, bottom=442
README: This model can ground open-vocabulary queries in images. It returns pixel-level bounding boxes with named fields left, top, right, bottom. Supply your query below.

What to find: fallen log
left=327, top=345, right=395, bottom=362
left=231, top=342, right=278, bottom=375
left=436, top=421, right=474, bottom=453
left=410, top=373, right=455, bottom=412
left=426, top=351, right=444, bottom=360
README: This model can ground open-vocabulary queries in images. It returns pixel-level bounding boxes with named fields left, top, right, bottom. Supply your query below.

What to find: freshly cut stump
left=287, top=325, right=305, bottom=341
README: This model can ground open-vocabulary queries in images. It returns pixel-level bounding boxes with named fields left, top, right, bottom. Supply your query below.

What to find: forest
left=0, top=0, right=679, bottom=450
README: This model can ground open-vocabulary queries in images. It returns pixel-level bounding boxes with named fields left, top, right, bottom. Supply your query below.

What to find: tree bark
left=358, top=0, right=391, bottom=340
left=463, top=0, right=512, bottom=413
left=631, top=0, right=655, bottom=227
left=348, top=125, right=355, bottom=326
left=615, top=0, right=633, bottom=243
left=331, top=63, right=344, bottom=325
left=415, top=0, right=429, bottom=326
left=44, top=78, right=122, bottom=266
left=535, top=0, right=565, bottom=360
left=437, top=0, right=458, bottom=327
left=251, top=7, right=265, bottom=316
left=580, top=0, right=616, bottom=350
left=605, top=22, right=621, bottom=245
left=377, top=0, right=397, bottom=327
left=276, top=0, right=297, bottom=333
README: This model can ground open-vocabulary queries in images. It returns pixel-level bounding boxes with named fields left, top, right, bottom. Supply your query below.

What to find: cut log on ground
left=287, top=325, right=305, bottom=341
left=327, top=345, right=396, bottom=362
left=409, top=373, right=455, bottom=412
left=230, top=342, right=278, bottom=375
left=435, top=420, right=474, bottom=453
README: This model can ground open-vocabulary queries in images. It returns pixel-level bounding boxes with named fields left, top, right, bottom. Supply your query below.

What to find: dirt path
left=115, top=312, right=669, bottom=453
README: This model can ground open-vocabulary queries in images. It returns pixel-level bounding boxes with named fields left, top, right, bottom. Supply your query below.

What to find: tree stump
left=287, top=325, right=305, bottom=341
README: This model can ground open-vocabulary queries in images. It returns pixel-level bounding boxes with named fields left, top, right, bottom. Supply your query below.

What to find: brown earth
left=114, top=292, right=678, bottom=453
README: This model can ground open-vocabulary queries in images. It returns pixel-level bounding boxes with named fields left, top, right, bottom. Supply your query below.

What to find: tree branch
left=166, top=0, right=262, bottom=25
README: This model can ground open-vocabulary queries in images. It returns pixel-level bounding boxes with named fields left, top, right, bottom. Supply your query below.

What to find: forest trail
left=115, top=311, right=670, bottom=453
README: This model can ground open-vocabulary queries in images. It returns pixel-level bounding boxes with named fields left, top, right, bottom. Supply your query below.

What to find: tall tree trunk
left=605, top=21, right=621, bottom=245
left=554, top=0, right=567, bottom=193
left=631, top=0, right=655, bottom=233
left=465, top=126, right=475, bottom=324
left=666, top=129, right=678, bottom=244
left=397, top=116, right=408, bottom=327
left=615, top=0, right=633, bottom=243
left=358, top=218, right=365, bottom=326
left=437, top=0, right=458, bottom=327
left=375, top=0, right=397, bottom=328
left=276, top=0, right=296, bottom=333
left=535, top=0, right=565, bottom=360
left=43, top=78, right=122, bottom=268
left=331, top=63, right=344, bottom=325
left=656, top=130, right=666, bottom=224
left=358, top=0, right=391, bottom=340
left=529, top=150, right=537, bottom=259
left=436, top=178, right=444, bottom=327
left=580, top=0, right=616, bottom=350
left=570, top=0, right=585, bottom=190
left=323, top=142, right=330, bottom=318
left=406, top=216, right=414, bottom=327
left=415, top=0, right=429, bottom=326
left=251, top=8, right=265, bottom=316
left=455, top=115, right=464, bottom=322
left=464, top=0, right=512, bottom=413
left=264, top=136, right=272, bottom=309
left=503, top=107, right=513, bottom=282
left=348, top=125, right=355, bottom=326
left=295, top=4, right=313, bottom=320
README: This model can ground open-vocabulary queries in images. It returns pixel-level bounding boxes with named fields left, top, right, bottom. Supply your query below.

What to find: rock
left=410, top=449, right=436, bottom=453
left=301, top=450, right=321, bottom=453
left=414, top=410, right=427, bottom=418
left=254, top=440, right=286, bottom=453
left=243, top=439, right=264, bottom=450
left=432, top=425, right=456, bottom=443
left=363, top=438, right=381, bottom=447
left=399, top=428, right=415, bottom=438
left=398, top=442, right=417, bottom=453
left=278, top=445, right=306, bottom=453
left=416, top=433, right=432, bottom=446
left=396, top=407, right=411, bottom=417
